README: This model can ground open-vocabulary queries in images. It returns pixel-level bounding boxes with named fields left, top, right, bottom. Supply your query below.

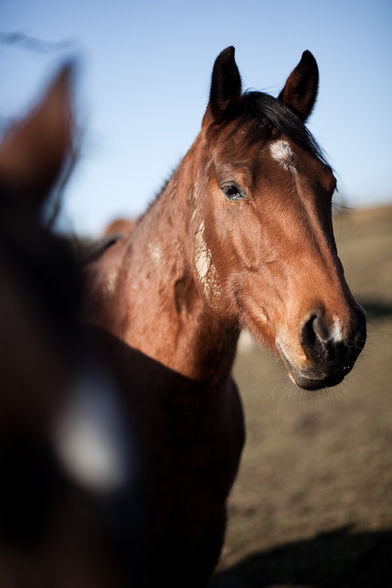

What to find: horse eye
left=221, top=183, right=246, bottom=201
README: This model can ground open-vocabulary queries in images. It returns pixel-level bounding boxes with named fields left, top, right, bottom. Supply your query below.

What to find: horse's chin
left=276, top=339, right=350, bottom=391
left=286, top=367, right=346, bottom=391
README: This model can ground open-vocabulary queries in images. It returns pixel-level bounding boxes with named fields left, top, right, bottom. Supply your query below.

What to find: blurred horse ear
left=0, top=63, right=74, bottom=205
left=203, top=46, right=242, bottom=126
left=278, top=51, right=319, bottom=122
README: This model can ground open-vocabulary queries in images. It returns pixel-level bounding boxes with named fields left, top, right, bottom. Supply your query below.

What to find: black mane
left=146, top=90, right=330, bottom=213
left=239, top=91, right=329, bottom=165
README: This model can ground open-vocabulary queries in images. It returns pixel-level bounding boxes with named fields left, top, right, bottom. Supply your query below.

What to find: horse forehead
left=268, top=139, right=308, bottom=178
left=211, top=131, right=333, bottom=192
left=268, top=138, right=334, bottom=184
left=215, top=134, right=297, bottom=173
left=269, top=139, right=296, bottom=165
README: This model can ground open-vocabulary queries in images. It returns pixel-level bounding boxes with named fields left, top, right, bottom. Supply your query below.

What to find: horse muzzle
left=277, top=306, right=367, bottom=390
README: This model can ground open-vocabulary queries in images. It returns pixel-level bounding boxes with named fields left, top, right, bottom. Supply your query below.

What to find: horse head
left=190, top=47, right=366, bottom=390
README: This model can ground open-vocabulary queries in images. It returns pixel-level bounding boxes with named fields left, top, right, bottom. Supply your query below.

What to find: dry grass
left=212, top=204, right=392, bottom=587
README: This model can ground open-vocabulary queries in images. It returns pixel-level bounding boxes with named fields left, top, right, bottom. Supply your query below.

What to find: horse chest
left=127, top=382, right=244, bottom=586
left=137, top=379, right=245, bottom=539
left=90, top=328, right=245, bottom=583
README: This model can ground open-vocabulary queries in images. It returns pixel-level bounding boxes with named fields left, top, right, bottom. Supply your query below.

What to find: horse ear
left=204, top=46, right=242, bottom=126
left=278, top=51, right=319, bottom=122
left=0, top=63, right=74, bottom=205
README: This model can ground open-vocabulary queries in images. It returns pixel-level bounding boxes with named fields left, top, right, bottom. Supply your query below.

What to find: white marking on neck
left=148, top=242, right=163, bottom=265
left=194, top=221, right=209, bottom=280
left=194, top=221, right=222, bottom=300
left=105, top=270, right=117, bottom=294
left=270, top=140, right=297, bottom=173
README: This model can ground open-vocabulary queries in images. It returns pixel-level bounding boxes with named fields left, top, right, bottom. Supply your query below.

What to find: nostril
left=312, top=314, right=330, bottom=343
left=300, top=310, right=329, bottom=361
left=293, top=306, right=366, bottom=388
left=300, top=306, right=367, bottom=366
left=300, top=313, right=317, bottom=349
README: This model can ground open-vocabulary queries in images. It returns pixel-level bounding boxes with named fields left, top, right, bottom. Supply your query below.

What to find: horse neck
left=114, top=134, right=239, bottom=385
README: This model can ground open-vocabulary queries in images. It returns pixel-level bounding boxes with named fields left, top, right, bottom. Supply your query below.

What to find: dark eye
left=221, top=183, right=246, bottom=201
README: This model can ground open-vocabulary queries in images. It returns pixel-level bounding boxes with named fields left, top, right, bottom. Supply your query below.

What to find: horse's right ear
left=0, top=64, right=74, bottom=205
left=203, top=46, right=242, bottom=127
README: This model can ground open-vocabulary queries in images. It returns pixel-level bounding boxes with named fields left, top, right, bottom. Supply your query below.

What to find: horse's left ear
left=0, top=63, right=74, bottom=205
left=203, top=46, right=242, bottom=126
left=278, top=51, right=319, bottom=122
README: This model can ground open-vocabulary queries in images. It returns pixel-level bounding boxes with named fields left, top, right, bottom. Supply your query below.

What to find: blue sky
left=1, top=0, right=391, bottom=236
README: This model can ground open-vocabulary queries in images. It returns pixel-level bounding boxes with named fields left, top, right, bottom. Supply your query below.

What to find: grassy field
left=212, top=205, right=392, bottom=588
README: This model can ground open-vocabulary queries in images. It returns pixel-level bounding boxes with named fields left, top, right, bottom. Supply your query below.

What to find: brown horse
left=84, top=47, right=366, bottom=586
left=0, top=67, right=137, bottom=588
left=0, top=65, right=78, bottom=465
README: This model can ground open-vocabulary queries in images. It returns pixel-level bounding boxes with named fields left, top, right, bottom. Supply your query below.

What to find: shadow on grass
left=212, top=526, right=392, bottom=588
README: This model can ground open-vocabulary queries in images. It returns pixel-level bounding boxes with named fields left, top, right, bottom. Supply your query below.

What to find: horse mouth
left=287, top=367, right=347, bottom=391
left=276, top=339, right=351, bottom=390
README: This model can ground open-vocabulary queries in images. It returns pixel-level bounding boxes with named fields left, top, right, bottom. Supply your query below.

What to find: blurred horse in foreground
left=0, top=66, right=136, bottom=588
left=85, top=47, right=366, bottom=586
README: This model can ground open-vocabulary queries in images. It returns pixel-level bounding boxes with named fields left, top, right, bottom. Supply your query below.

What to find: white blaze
left=270, top=140, right=297, bottom=172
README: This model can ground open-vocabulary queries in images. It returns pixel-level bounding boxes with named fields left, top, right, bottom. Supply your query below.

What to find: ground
left=212, top=205, right=392, bottom=588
